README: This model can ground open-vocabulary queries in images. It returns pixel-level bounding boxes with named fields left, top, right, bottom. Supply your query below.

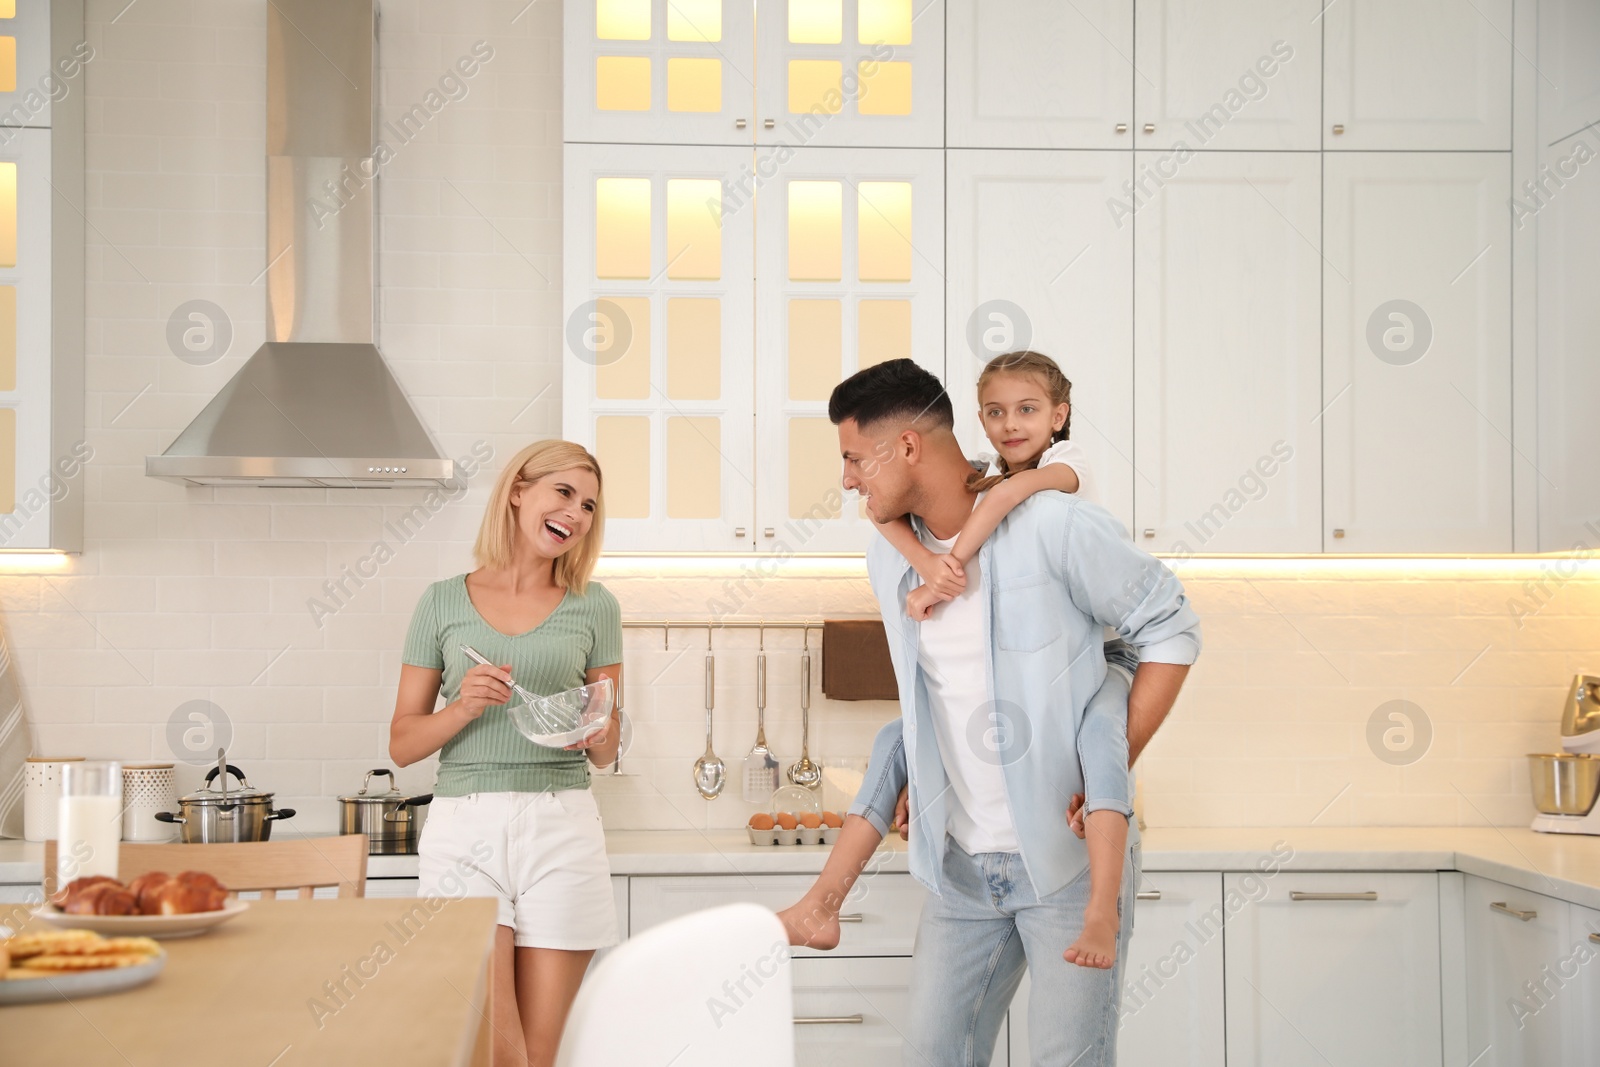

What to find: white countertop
left=4, top=827, right=1598, bottom=909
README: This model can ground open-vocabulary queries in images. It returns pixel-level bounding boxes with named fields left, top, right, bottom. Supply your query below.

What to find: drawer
left=792, top=958, right=1009, bottom=1065
left=629, top=874, right=925, bottom=957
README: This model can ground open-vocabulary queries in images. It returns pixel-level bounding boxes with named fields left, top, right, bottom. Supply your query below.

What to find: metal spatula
left=742, top=645, right=780, bottom=802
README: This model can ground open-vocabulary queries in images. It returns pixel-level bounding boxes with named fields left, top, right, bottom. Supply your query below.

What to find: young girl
left=778, top=351, right=1137, bottom=970
left=390, top=440, right=623, bottom=1067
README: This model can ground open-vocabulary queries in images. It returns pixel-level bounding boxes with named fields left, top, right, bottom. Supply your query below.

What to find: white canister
left=120, top=763, right=177, bottom=842
left=23, top=757, right=84, bottom=843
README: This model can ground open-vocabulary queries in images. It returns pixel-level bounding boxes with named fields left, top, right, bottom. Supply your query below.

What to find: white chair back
left=556, top=902, right=796, bottom=1067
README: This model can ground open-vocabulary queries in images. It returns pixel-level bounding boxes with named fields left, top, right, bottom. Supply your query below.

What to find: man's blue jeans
left=900, top=835, right=1140, bottom=1066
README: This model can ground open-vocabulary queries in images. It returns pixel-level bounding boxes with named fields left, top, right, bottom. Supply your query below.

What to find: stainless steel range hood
left=147, top=0, right=455, bottom=489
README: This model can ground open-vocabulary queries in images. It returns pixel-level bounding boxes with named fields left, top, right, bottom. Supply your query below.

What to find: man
left=831, top=359, right=1201, bottom=1066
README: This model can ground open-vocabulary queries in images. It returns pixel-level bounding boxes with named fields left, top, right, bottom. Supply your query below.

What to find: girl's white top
left=977, top=439, right=1096, bottom=505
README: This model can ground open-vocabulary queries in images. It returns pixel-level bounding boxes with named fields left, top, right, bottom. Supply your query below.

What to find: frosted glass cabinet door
left=945, top=149, right=1133, bottom=532
left=0, top=127, right=52, bottom=550
left=1323, top=0, right=1511, bottom=150
left=1132, top=151, right=1322, bottom=554
left=564, top=0, right=757, bottom=145
left=755, top=0, right=944, bottom=149
left=946, top=0, right=1132, bottom=149
left=1322, top=152, right=1512, bottom=553
left=754, top=146, right=943, bottom=553
left=1132, top=0, right=1322, bottom=152
left=563, top=143, right=756, bottom=551
left=1536, top=131, right=1600, bottom=551
left=1223, top=872, right=1442, bottom=1067
left=0, top=0, right=54, bottom=130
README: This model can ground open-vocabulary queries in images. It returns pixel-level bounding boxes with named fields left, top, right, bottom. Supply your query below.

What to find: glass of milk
left=57, top=761, right=123, bottom=888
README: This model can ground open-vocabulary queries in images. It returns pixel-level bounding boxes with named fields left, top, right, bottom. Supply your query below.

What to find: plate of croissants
left=34, top=871, right=247, bottom=939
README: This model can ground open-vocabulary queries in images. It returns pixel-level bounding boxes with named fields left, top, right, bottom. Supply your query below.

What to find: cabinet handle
left=795, top=1015, right=865, bottom=1025
left=1590, top=933, right=1600, bottom=945
left=1143, top=123, right=1155, bottom=134
left=764, top=527, right=775, bottom=538
left=1332, top=528, right=1346, bottom=539
left=764, top=118, right=776, bottom=129
left=838, top=914, right=864, bottom=923
left=1115, top=123, right=1128, bottom=134
left=1142, top=528, right=1155, bottom=539
left=1490, top=901, right=1537, bottom=921
left=735, top=527, right=747, bottom=538
left=1332, top=124, right=1345, bottom=135
left=735, top=118, right=747, bottom=129
left=1136, top=890, right=1161, bottom=901
left=1289, top=891, right=1377, bottom=902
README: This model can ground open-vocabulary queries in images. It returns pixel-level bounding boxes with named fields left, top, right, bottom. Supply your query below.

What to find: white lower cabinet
left=1462, top=875, right=1583, bottom=1067
left=1119, top=872, right=1226, bottom=1067
left=1223, top=872, right=1443, bottom=1067
left=790, top=957, right=944, bottom=1065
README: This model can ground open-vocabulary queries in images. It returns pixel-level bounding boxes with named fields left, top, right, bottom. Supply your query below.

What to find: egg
left=775, top=812, right=799, bottom=830
left=821, top=811, right=843, bottom=827
left=798, top=812, right=822, bottom=829
left=749, top=813, right=775, bottom=830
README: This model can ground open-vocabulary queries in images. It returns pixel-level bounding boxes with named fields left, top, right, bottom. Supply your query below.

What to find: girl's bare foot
left=777, top=896, right=841, bottom=950
left=1063, top=904, right=1118, bottom=969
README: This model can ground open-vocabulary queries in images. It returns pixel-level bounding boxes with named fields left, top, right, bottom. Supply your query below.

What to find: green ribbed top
left=402, top=573, right=622, bottom=796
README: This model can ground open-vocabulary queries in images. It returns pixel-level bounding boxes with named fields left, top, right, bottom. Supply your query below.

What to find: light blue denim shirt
left=866, top=490, right=1202, bottom=899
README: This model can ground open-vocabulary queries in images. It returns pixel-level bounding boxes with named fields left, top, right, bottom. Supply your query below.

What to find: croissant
left=63, top=882, right=139, bottom=916
left=126, top=871, right=174, bottom=915
left=53, top=875, right=119, bottom=910
left=148, top=880, right=224, bottom=915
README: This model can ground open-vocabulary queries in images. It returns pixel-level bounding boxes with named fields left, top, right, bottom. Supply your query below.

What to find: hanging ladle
left=787, top=628, right=822, bottom=791
left=693, top=626, right=726, bottom=800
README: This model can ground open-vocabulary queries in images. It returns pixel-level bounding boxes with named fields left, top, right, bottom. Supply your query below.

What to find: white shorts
left=416, top=790, right=618, bottom=950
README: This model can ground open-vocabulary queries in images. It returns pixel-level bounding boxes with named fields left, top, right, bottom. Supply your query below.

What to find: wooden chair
left=44, top=835, right=369, bottom=900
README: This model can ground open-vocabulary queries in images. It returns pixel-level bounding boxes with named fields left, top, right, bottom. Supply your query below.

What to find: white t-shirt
left=915, top=523, right=1020, bottom=855
left=977, top=439, right=1096, bottom=506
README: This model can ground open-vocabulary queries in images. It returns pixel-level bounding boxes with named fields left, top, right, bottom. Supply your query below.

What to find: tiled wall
left=2, top=1, right=1592, bottom=835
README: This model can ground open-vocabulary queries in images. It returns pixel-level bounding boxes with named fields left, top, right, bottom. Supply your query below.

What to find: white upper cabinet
left=1133, top=151, right=1322, bottom=554
left=1538, top=0, right=1600, bottom=146
left=0, top=127, right=55, bottom=550
left=946, top=149, right=1133, bottom=531
left=1536, top=129, right=1600, bottom=551
left=1324, top=0, right=1512, bottom=150
left=1462, top=877, right=1573, bottom=1067
left=755, top=147, right=944, bottom=552
left=564, top=0, right=758, bottom=145
left=1323, top=153, right=1512, bottom=553
left=755, top=0, right=944, bottom=148
left=1133, top=0, right=1322, bottom=152
left=946, top=0, right=1133, bottom=149
left=0, top=0, right=54, bottom=129
left=1224, top=872, right=1443, bottom=1067
left=563, top=143, right=757, bottom=551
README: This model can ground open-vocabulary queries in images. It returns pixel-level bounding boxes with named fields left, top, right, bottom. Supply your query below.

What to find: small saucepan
left=338, top=769, right=433, bottom=855
left=154, top=763, right=297, bottom=843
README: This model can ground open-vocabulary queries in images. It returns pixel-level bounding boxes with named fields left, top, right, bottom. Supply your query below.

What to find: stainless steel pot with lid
left=154, top=761, right=296, bottom=843
left=338, top=769, right=432, bottom=855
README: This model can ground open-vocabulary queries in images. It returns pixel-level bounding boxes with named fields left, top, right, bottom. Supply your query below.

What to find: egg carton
left=747, top=825, right=841, bottom=846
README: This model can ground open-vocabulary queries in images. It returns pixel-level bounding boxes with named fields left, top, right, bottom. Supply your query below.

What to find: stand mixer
left=1528, top=674, right=1600, bottom=835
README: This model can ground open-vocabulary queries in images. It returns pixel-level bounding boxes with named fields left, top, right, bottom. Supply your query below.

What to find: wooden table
left=5, top=897, right=499, bottom=1067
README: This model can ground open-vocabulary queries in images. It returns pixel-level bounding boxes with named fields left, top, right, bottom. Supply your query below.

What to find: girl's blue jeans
left=846, top=640, right=1138, bottom=835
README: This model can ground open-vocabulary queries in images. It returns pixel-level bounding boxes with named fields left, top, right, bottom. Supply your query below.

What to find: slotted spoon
left=742, top=643, right=780, bottom=802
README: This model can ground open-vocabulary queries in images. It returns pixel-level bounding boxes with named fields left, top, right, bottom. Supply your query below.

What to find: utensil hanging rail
left=621, top=619, right=858, bottom=648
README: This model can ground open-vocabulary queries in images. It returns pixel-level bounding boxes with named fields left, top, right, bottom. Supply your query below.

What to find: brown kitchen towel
left=0, top=619, right=30, bottom=838
left=822, top=620, right=899, bottom=701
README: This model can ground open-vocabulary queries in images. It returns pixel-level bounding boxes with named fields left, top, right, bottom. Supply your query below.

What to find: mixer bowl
left=1527, top=753, right=1600, bottom=816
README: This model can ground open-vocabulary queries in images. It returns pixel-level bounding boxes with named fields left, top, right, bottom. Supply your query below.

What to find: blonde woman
left=390, top=440, right=622, bottom=1067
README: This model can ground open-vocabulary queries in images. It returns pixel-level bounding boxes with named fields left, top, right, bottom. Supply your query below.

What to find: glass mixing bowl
left=508, top=677, right=614, bottom=750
